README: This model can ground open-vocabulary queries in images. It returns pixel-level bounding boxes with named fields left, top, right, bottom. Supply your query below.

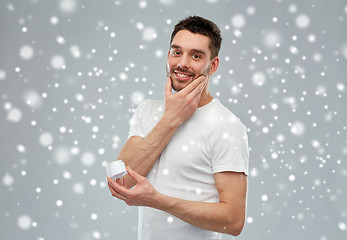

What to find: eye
left=192, top=54, right=201, bottom=59
left=171, top=50, right=181, bottom=56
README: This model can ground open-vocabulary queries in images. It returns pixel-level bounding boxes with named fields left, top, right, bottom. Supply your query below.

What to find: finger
left=117, top=177, right=126, bottom=187
left=107, top=177, right=131, bottom=196
left=200, top=78, right=208, bottom=93
left=108, top=181, right=128, bottom=200
left=108, top=182, right=124, bottom=197
left=108, top=182, right=127, bottom=201
left=123, top=176, right=127, bottom=188
left=192, top=77, right=208, bottom=98
left=108, top=177, right=122, bottom=187
left=116, top=177, right=121, bottom=185
left=179, top=75, right=206, bottom=95
left=165, top=77, right=172, bottom=97
left=126, top=166, right=144, bottom=183
left=107, top=177, right=121, bottom=190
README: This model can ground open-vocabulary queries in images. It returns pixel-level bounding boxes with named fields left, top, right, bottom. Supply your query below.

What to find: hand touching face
left=167, top=30, right=219, bottom=92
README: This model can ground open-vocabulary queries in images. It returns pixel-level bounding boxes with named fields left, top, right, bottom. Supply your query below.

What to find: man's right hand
left=163, top=75, right=208, bottom=128
left=115, top=75, right=207, bottom=188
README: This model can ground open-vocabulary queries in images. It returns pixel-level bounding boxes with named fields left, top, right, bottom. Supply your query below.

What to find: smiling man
left=107, top=16, right=249, bottom=240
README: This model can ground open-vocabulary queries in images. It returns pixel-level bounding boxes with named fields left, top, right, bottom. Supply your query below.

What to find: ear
left=208, top=56, right=219, bottom=75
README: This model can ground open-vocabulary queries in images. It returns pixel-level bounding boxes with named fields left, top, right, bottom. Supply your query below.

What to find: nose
left=177, top=55, right=190, bottom=69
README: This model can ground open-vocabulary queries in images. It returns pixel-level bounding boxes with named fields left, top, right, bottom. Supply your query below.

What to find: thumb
left=165, top=77, right=172, bottom=97
left=126, top=166, right=144, bottom=183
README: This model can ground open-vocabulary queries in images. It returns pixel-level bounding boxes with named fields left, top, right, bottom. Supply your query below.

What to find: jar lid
left=106, top=160, right=127, bottom=180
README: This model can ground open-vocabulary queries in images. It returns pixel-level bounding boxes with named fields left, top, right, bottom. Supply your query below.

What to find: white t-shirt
left=128, top=99, right=249, bottom=240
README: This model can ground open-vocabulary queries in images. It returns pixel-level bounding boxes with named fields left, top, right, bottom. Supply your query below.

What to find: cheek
left=167, top=56, right=177, bottom=66
left=196, top=63, right=210, bottom=75
left=167, top=60, right=176, bottom=71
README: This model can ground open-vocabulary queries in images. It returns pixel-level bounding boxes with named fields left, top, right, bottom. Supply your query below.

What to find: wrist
left=160, top=114, right=181, bottom=129
left=150, top=190, right=164, bottom=209
left=150, top=191, right=177, bottom=214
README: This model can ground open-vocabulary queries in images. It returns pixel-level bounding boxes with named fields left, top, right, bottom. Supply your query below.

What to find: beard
left=166, top=63, right=210, bottom=92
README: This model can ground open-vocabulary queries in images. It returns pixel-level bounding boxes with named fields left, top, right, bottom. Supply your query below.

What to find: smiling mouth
left=175, top=71, right=190, bottom=77
left=173, top=70, right=194, bottom=80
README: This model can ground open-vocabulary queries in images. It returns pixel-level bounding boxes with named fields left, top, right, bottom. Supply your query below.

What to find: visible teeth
left=177, top=73, right=189, bottom=77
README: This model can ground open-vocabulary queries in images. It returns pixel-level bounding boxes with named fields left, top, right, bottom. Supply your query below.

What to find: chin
left=172, top=79, right=192, bottom=92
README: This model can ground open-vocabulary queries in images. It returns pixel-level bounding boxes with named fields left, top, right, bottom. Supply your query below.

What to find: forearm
left=118, top=77, right=208, bottom=187
left=107, top=167, right=247, bottom=235
left=152, top=193, right=245, bottom=236
left=118, top=116, right=178, bottom=187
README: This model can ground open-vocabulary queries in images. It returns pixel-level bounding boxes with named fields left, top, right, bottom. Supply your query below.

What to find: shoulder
left=210, top=99, right=247, bottom=132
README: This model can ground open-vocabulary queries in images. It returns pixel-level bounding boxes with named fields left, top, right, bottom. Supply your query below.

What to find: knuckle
left=166, top=95, right=173, bottom=101
left=139, top=176, right=146, bottom=181
left=128, top=193, right=135, bottom=200
left=175, top=94, right=183, bottom=100
left=186, top=97, right=193, bottom=104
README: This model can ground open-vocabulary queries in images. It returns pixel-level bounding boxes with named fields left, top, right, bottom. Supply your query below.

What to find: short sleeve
left=210, top=119, right=249, bottom=175
left=128, top=102, right=145, bottom=138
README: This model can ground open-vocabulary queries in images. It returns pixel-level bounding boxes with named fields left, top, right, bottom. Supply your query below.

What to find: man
left=107, top=16, right=249, bottom=240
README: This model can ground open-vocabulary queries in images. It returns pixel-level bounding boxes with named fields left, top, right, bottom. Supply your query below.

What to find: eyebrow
left=170, top=44, right=206, bottom=56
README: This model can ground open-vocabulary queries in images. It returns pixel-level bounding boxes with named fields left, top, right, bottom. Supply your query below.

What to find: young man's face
left=167, top=30, right=218, bottom=92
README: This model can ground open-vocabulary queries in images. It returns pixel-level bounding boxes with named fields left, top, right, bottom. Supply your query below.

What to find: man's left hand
left=107, top=166, right=158, bottom=207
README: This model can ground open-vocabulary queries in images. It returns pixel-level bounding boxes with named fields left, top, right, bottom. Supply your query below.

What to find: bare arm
left=108, top=168, right=248, bottom=236
left=155, top=171, right=247, bottom=236
left=117, top=121, right=177, bottom=188
left=118, top=76, right=208, bottom=188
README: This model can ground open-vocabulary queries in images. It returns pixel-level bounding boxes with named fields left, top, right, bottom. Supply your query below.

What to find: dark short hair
left=170, top=16, right=222, bottom=59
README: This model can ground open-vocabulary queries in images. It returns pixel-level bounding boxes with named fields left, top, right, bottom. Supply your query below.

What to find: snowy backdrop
left=1, top=0, right=347, bottom=239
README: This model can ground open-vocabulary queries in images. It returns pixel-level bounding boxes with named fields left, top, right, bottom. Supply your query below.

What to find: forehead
left=171, top=30, right=211, bottom=56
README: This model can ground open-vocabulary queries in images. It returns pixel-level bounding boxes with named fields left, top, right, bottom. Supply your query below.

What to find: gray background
left=1, top=0, right=347, bottom=239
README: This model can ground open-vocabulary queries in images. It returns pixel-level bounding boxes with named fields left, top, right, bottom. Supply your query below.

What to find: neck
left=198, top=85, right=214, bottom=107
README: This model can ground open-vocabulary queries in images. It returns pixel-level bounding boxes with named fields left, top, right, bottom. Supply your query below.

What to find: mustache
left=171, top=66, right=195, bottom=76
